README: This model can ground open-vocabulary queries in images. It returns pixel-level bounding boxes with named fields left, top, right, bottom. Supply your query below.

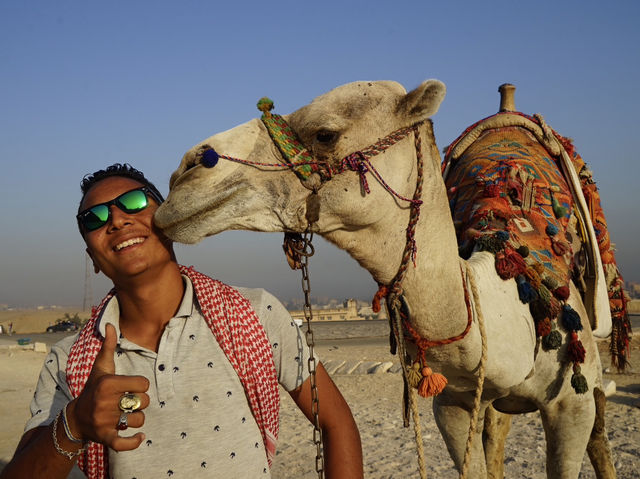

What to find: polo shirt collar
left=96, top=275, right=195, bottom=342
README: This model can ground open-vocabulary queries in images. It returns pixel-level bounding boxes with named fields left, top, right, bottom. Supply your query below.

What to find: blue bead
left=202, top=149, right=219, bottom=168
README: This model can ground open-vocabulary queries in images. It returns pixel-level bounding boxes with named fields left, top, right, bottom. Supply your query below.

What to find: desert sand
left=0, top=317, right=638, bottom=478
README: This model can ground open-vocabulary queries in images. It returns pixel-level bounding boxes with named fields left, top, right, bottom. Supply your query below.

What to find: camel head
left=155, top=79, right=446, bottom=248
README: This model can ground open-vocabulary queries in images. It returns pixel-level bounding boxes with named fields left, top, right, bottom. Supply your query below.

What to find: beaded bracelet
left=61, top=404, right=83, bottom=444
left=52, top=410, right=86, bottom=460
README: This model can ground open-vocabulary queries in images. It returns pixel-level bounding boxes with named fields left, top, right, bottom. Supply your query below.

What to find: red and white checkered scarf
left=65, top=265, right=280, bottom=478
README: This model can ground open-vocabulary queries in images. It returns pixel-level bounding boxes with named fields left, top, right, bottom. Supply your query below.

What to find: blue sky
left=1, top=1, right=638, bottom=307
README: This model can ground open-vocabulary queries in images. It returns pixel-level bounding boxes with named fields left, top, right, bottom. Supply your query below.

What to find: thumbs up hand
left=66, top=324, right=150, bottom=451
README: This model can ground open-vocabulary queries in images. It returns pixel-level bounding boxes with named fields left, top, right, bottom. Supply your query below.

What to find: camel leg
left=483, top=405, right=512, bottom=479
left=433, top=393, right=488, bottom=477
left=586, top=387, right=616, bottom=478
left=539, top=392, right=595, bottom=478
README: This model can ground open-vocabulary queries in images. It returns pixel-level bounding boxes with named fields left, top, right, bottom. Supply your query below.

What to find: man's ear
left=86, top=248, right=100, bottom=274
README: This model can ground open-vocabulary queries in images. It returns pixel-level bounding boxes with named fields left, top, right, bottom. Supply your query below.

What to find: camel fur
left=155, top=79, right=615, bottom=478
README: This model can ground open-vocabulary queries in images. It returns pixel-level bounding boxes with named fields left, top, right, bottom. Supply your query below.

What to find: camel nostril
left=202, top=149, right=219, bottom=168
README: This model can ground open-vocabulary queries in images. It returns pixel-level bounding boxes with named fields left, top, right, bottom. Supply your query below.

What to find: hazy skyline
left=2, top=1, right=639, bottom=307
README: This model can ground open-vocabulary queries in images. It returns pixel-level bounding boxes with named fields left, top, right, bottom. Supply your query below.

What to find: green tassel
left=571, top=372, right=588, bottom=394
left=542, top=330, right=562, bottom=350
left=551, top=193, right=568, bottom=219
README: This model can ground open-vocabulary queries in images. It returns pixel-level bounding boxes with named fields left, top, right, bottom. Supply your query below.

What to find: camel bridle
left=195, top=99, right=483, bottom=479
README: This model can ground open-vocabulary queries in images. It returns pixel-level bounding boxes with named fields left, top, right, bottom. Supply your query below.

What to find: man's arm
left=289, top=362, right=363, bottom=479
left=1, top=325, right=149, bottom=479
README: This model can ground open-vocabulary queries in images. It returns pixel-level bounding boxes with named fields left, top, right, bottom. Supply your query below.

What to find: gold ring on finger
left=119, top=392, right=142, bottom=413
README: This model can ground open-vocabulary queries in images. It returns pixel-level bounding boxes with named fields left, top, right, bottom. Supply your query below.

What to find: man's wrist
left=52, top=410, right=85, bottom=460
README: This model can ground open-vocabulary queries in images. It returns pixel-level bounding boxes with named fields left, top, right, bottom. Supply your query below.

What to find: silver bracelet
left=61, top=404, right=83, bottom=444
left=52, top=410, right=86, bottom=460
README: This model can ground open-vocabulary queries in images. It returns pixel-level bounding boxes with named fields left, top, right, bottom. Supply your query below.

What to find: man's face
left=80, top=176, right=173, bottom=284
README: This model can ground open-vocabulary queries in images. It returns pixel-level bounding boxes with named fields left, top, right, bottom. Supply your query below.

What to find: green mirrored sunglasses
left=77, top=187, right=163, bottom=232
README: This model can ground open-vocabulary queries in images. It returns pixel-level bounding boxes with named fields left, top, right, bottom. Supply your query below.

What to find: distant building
left=288, top=299, right=388, bottom=322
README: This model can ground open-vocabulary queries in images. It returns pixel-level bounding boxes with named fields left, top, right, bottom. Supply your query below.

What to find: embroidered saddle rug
left=442, top=111, right=631, bottom=373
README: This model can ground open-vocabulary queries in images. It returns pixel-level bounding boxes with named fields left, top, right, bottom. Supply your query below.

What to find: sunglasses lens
left=82, top=205, right=110, bottom=231
left=117, top=189, right=149, bottom=213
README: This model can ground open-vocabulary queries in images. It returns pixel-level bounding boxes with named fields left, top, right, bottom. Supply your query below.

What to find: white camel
left=155, top=79, right=615, bottom=478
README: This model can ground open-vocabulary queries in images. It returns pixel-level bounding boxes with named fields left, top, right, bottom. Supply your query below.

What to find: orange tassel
left=372, top=285, right=389, bottom=313
left=417, top=367, right=448, bottom=397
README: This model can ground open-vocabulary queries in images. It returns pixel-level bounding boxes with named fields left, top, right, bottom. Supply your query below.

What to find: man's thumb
left=93, top=323, right=117, bottom=375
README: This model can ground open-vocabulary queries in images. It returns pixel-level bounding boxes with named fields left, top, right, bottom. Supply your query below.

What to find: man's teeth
left=115, top=238, right=144, bottom=251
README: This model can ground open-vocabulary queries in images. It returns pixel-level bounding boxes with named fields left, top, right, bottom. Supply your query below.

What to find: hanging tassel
left=476, top=235, right=504, bottom=254
left=542, top=328, right=562, bottom=350
left=516, top=245, right=530, bottom=258
left=536, top=317, right=552, bottom=337
left=372, top=285, right=389, bottom=313
left=551, top=193, right=568, bottom=219
left=562, top=305, right=583, bottom=331
left=538, top=284, right=552, bottom=307
left=571, top=365, right=589, bottom=394
left=495, top=248, right=527, bottom=279
left=417, top=366, right=448, bottom=398
left=406, top=361, right=422, bottom=389
left=517, top=276, right=538, bottom=304
left=551, top=238, right=570, bottom=256
left=524, top=267, right=542, bottom=289
left=567, top=331, right=586, bottom=363
left=553, top=285, right=570, bottom=301
left=542, top=276, right=559, bottom=291
left=529, top=299, right=548, bottom=322
left=549, top=297, right=562, bottom=318
left=495, top=230, right=510, bottom=243
left=546, top=223, right=559, bottom=236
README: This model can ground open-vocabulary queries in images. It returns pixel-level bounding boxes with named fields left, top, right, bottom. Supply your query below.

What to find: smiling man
left=2, top=163, right=363, bottom=479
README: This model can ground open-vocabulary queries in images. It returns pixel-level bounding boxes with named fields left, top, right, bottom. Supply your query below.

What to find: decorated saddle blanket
left=442, top=112, right=631, bottom=372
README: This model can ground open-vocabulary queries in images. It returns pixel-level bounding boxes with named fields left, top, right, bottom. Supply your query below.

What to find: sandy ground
left=0, top=319, right=638, bottom=478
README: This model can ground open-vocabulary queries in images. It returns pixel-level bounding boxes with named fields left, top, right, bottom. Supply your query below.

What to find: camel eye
left=315, top=130, right=338, bottom=144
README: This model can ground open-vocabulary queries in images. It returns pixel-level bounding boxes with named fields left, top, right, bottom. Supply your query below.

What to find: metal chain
left=298, top=225, right=324, bottom=478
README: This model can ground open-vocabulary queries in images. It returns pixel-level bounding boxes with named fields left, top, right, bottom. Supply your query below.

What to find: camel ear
left=396, top=79, right=446, bottom=123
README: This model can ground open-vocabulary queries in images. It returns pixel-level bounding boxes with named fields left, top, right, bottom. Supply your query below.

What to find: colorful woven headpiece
left=257, top=97, right=316, bottom=180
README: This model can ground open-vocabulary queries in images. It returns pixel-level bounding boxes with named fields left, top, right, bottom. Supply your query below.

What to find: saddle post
left=498, top=83, right=516, bottom=112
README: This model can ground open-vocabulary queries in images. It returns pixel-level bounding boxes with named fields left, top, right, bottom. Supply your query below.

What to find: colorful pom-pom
left=529, top=299, right=548, bottom=322
left=567, top=332, right=586, bottom=363
left=495, top=248, right=527, bottom=280
left=406, top=362, right=422, bottom=388
left=542, top=276, right=559, bottom=290
left=516, top=245, right=529, bottom=258
left=562, top=305, right=583, bottom=331
left=495, top=230, right=510, bottom=242
left=546, top=223, right=559, bottom=236
left=476, top=235, right=504, bottom=254
left=571, top=371, right=589, bottom=394
left=549, top=297, right=562, bottom=318
left=553, top=286, right=570, bottom=301
left=552, top=239, right=569, bottom=256
left=538, top=284, right=552, bottom=306
left=542, top=329, right=562, bottom=350
left=201, top=149, right=219, bottom=168
left=517, top=277, right=538, bottom=304
left=536, top=317, right=552, bottom=336
left=417, top=367, right=448, bottom=398
left=552, top=195, right=568, bottom=219
left=257, top=97, right=274, bottom=113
